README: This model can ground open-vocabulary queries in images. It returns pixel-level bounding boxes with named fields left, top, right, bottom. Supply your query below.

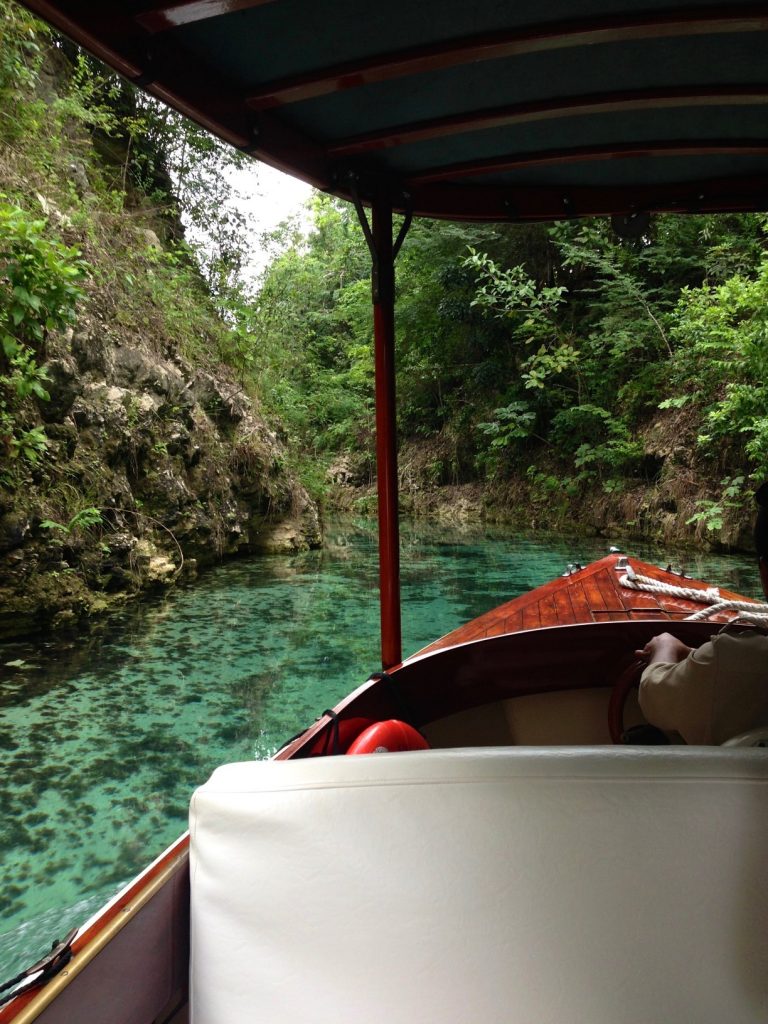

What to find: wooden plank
left=453, top=620, right=490, bottom=645
left=136, top=0, right=278, bottom=34
left=411, top=139, right=768, bottom=185
left=624, top=585, right=673, bottom=619
left=593, top=568, right=630, bottom=621
left=563, top=579, right=594, bottom=623
left=330, top=85, right=768, bottom=157
left=484, top=621, right=507, bottom=639
left=624, top=591, right=664, bottom=612
left=580, top=574, right=610, bottom=618
left=401, top=172, right=768, bottom=224
left=552, top=586, right=575, bottom=626
left=522, top=602, right=542, bottom=629
left=245, top=6, right=768, bottom=109
left=537, top=593, right=560, bottom=628
left=502, top=609, right=525, bottom=634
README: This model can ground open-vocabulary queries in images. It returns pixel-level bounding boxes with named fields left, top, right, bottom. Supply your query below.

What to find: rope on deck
left=619, top=568, right=768, bottom=623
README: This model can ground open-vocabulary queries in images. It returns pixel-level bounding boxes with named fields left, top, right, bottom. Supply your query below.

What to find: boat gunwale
left=0, top=835, right=190, bottom=1024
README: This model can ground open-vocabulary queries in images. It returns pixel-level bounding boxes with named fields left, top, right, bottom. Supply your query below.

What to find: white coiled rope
left=619, top=566, right=768, bottom=623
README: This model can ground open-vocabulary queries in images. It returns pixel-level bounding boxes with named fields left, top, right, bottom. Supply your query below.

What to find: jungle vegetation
left=254, top=196, right=768, bottom=533
left=2, top=0, right=768, bottom=539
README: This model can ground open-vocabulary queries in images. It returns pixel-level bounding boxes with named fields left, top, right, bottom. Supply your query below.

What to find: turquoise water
left=0, top=519, right=761, bottom=979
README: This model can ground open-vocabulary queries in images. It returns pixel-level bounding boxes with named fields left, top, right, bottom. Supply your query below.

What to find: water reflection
left=0, top=519, right=761, bottom=976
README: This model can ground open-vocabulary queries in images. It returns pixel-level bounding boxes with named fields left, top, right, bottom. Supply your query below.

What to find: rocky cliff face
left=0, top=31, right=325, bottom=642
left=0, top=310, right=321, bottom=641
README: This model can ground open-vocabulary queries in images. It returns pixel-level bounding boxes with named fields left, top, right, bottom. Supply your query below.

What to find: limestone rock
left=68, top=161, right=90, bottom=197
left=133, top=539, right=178, bottom=584
left=35, top=192, right=72, bottom=231
left=39, top=356, right=81, bottom=421
left=192, top=371, right=248, bottom=424
left=136, top=227, right=162, bottom=250
left=0, top=514, right=31, bottom=553
left=71, top=327, right=114, bottom=376
left=0, top=45, right=323, bottom=643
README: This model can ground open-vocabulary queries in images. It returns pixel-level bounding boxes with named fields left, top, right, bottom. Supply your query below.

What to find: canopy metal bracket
left=349, top=176, right=412, bottom=302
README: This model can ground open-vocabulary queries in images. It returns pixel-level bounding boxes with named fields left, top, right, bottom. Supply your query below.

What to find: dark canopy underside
left=22, top=0, right=768, bottom=222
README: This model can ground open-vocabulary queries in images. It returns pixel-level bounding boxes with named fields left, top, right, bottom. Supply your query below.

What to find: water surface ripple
left=0, top=521, right=760, bottom=976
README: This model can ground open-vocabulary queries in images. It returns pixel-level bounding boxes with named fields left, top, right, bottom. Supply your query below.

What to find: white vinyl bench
left=190, top=747, right=768, bottom=1023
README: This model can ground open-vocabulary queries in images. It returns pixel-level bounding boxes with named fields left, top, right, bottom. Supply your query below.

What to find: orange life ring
left=346, top=719, right=430, bottom=754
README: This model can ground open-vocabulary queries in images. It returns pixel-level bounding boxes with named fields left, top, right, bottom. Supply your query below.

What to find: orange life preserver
left=346, top=719, right=429, bottom=754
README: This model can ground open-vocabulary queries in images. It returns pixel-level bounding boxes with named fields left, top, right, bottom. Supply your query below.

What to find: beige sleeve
left=639, top=642, right=716, bottom=744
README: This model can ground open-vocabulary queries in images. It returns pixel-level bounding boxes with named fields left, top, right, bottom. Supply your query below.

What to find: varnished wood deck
left=416, top=555, right=754, bottom=656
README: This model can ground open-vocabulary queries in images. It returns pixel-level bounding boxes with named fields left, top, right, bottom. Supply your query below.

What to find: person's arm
left=635, top=634, right=714, bottom=743
left=634, top=632, right=693, bottom=666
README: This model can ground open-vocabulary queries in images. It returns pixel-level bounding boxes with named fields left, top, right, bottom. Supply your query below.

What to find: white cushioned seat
left=190, top=747, right=768, bottom=1023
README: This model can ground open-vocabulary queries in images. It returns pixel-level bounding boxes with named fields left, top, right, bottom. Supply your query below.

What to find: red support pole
left=371, top=196, right=402, bottom=669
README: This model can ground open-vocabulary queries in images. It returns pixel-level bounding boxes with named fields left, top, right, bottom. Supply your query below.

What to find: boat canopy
left=21, top=1, right=768, bottom=223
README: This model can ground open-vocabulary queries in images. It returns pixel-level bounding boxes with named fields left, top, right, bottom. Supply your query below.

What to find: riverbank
left=327, top=421, right=755, bottom=555
left=4, top=447, right=752, bottom=644
left=329, top=480, right=754, bottom=559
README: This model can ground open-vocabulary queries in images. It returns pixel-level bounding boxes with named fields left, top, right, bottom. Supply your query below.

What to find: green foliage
left=669, top=255, right=768, bottom=482
left=250, top=196, right=373, bottom=458
left=686, top=500, right=726, bottom=533
left=658, top=393, right=696, bottom=410
left=0, top=339, right=50, bottom=462
left=40, top=506, right=103, bottom=535
left=686, top=476, right=747, bottom=533
left=248, top=191, right=768, bottom=512
left=463, top=247, right=575, bottom=394
left=6, top=423, right=47, bottom=462
left=525, top=465, right=579, bottom=505
left=1, top=340, right=49, bottom=400
left=465, top=247, right=566, bottom=328
left=573, top=436, right=644, bottom=477
left=459, top=212, right=768, bottom=508
left=4, top=1, right=768, bottom=531
left=479, top=401, right=537, bottom=448
left=0, top=197, right=86, bottom=465
left=58, top=50, right=255, bottom=288
left=1, top=5, right=256, bottom=294
left=0, top=199, right=86, bottom=351
left=548, top=405, right=644, bottom=482
left=0, top=1, right=47, bottom=140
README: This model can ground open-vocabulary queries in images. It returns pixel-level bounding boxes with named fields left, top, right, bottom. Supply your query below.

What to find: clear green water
left=0, top=519, right=761, bottom=979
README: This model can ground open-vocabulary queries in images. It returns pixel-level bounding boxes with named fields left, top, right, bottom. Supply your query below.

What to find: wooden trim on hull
left=418, top=555, right=753, bottom=654
left=0, top=837, right=190, bottom=1024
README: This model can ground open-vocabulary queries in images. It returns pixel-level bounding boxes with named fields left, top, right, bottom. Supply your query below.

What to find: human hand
left=634, top=632, right=693, bottom=665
